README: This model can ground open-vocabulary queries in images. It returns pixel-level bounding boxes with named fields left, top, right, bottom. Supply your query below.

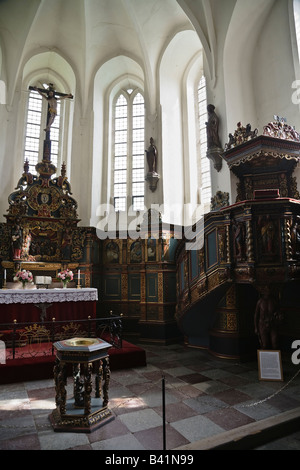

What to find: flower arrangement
left=57, top=269, right=73, bottom=287
left=14, top=269, right=33, bottom=288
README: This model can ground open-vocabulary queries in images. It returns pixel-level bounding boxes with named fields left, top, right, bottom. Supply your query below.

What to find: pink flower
left=14, top=269, right=33, bottom=283
left=58, top=269, right=73, bottom=282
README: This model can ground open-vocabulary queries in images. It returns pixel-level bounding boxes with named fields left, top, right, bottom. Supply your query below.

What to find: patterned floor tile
left=204, top=407, right=255, bottom=430
left=170, top=414, right=224, bottom=442
left=118, top=408, right=163, bottom=432
left=134, top=424, right=190, bottom=450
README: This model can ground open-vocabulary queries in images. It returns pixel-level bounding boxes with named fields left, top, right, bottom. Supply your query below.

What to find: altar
left=0, top=288, right=98, bottom=324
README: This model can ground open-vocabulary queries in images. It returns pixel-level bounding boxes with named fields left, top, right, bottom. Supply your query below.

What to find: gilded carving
left=225, top=122, right=258, bottom=150
left=121, top=273, right=128, bottom=300
left=211, top=191, right=229, bottom=211
left=218, top=228, right=226, bottom=263
left=263, top=117, right=300, bottom=142
left=290, top=176, right=300, bottom=199
left=227, top=313, right=238, bottom=331
left=158, top=272, right=163, bottom=303
left=226, top=285, right=236, bottom=309
left=246, top=219, right=254, bottom=263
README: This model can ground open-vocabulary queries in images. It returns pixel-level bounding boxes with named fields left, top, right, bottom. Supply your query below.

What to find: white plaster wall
left=254, top=0, right=300, bottom=132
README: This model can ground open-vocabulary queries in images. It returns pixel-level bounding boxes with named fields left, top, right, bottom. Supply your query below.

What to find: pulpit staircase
left=175, top=121, right=300, bottom=360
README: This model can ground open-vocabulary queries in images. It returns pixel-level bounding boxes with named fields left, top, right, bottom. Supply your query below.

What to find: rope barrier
left=0, top=366, right=299, bottom=430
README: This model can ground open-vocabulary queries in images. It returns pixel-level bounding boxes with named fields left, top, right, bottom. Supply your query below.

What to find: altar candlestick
left=2, top=269, right=7, bottom=289
left=77, top=269, right=81, bottom=289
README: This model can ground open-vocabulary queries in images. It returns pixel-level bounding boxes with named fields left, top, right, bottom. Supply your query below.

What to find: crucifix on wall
left=29, top=83, right=73, bottom=133
left=29, top=83, right=73, bottom=162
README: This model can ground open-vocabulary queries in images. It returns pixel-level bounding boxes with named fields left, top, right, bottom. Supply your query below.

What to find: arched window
left=197, top=75, right=211, bottom=209
left=24, top=85, right=63, bottom=174
left=113, top=88, right=145, bottom=212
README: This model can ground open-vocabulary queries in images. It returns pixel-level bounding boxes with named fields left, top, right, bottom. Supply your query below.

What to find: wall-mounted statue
left=145, top=138, right=160, bottom=192
left=146, top=137, right=158, bottom=174
left=206, top=104, right=222, bottom=149
left=205, top=105, right=223, bottom=172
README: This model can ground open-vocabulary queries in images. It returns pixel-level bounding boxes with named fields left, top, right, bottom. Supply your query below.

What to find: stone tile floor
left=0, top=343, right=300, bottom=451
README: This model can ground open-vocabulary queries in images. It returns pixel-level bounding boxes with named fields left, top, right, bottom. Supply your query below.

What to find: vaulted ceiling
left=0, top=0, right=278, bottom=111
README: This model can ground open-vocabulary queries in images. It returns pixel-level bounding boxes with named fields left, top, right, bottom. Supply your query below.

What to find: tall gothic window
left=113, top=89, right=145, bottom=212
left=24, top=86, right=62, bottom=174
left=197, top=76, right=211, bottom=207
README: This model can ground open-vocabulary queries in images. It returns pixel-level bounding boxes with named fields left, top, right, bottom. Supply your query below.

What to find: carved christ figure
left=31, top=84, right=73, bottom=132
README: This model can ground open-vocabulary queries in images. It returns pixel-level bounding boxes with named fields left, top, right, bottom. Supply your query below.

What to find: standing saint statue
left=205, top=104, right=223, bottom=171
left=206, top=104, right=222, bottom=149
left=145, top=137, right=158, bottom=174
left=11, top=222, right=23, bottom=260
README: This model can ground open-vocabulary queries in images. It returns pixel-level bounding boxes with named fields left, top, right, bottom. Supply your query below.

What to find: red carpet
left=0, top=340, right=147, bottom=384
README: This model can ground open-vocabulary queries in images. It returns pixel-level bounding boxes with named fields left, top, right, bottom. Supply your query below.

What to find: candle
left=78, top=269, right=80, bottom=280
left=4, top=269, right=6, bottom=280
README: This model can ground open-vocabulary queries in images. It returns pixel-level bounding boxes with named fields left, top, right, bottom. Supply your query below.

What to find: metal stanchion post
left=162, top=375, right=166, bottom=451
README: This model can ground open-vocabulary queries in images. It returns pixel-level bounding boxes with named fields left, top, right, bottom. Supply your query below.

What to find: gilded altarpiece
left=1, top=157, right=98, bottom=288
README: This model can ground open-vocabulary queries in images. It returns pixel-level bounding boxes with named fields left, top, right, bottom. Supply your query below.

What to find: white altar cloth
left=0, top=288, right=98, bottom=305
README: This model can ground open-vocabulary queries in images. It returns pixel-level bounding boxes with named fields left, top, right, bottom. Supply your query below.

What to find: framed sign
left=257, top=350, right=283, bottom=382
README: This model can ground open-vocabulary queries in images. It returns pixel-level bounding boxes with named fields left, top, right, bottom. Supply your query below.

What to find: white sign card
left=257, top=350, right=283, bottom=382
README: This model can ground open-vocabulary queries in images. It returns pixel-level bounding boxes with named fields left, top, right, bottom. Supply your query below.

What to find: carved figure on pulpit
left=232, top=219, right=246, bottom=260
left=291, top=216, right=300, bottom=258
left=258, top=215, right=276, bottom=255
left=11, top=223, right=23, bottom=259
left=254, top=285, right=283, bottom=349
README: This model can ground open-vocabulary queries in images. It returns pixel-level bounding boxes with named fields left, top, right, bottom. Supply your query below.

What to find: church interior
left=0, top=0, right=300, bottom=451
